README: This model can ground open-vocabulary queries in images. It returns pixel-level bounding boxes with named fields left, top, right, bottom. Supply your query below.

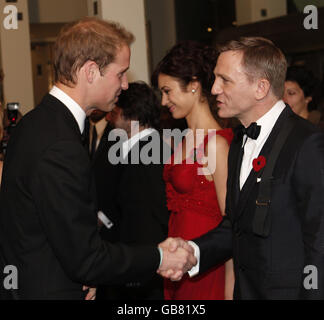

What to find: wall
left=236, top=0, right=287, bottom=26
left=96, top=0, right=150, bottom=83
left=0, top=0, right=34, bottom=114
left=145, top=0, right=176, bottom=72
left=28, top=0, right=88, bottom=23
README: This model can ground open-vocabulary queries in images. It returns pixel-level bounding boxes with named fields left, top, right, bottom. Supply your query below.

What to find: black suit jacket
left=118, top=134, right=169, bottom=247
left=92, top=122, right=123, bottom=243
left=95, top=130, right=170, bottom=299
left=0, top=94, right=160, bottom=300
left=195, top=106, right=324, bottom=299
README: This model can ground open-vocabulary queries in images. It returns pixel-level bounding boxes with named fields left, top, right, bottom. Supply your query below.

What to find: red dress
left=163, top=128, right=233, bottom=300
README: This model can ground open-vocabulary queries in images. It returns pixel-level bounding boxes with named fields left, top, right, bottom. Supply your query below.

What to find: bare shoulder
left=205, top=133, right=229, bottom=154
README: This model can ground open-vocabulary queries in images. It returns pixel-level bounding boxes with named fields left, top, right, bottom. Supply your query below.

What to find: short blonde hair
left=54, top=17, right=134, bottom=86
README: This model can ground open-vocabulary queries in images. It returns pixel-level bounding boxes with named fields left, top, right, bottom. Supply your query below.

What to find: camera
left=7, top=102, right=20, bottom=126
left=1, top=103, right=20, bottom=155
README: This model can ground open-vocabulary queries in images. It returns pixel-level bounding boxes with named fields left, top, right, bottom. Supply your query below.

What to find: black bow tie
left=235, top=122, right=261, bottom=141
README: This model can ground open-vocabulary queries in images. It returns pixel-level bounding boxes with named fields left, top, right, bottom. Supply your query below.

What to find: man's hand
left=83, top=286, right=97, bottom=300
left=157, top=237, right=197, bottom=281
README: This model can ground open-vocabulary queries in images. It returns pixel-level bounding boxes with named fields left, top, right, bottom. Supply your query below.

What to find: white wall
left=96, top=0, right=150, bottom=83
left=145, top=0, right=177, bottom=72
left=0, top=0, right=34, bottom=114
left=236, top=0, right=287, bottom=26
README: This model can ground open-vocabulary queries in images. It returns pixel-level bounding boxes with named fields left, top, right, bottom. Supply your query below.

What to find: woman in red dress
left=152, top=41, right=234, bottom=300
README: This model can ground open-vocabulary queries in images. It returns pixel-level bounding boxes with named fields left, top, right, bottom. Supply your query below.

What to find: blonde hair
left=54, top=17, right=134, bottom=86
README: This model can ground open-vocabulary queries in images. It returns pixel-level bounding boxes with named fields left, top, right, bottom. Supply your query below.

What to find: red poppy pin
left=253, top=156, right=266, bottom=172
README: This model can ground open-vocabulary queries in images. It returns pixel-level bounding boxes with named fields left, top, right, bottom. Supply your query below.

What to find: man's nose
left=211, top=78, right=222, bottom=96
left=121, top=74, right=129, bottom=90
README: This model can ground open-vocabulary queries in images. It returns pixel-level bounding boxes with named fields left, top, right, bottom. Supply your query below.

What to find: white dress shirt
left=189, top=100, right=286, bottom=277
left=239, top=100, right=286, bottom=189
left=49, top=86, right=86, bottom=133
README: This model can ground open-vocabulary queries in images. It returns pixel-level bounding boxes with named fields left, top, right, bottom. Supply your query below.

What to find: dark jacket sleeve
left=31, top=140, right=160, bottom=286
left=193, top=216, right=233, bottom=274
left=294, top=132, right=324, bottom=299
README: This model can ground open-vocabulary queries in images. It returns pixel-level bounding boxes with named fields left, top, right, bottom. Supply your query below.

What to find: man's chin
left=106, top=103, right=117, bottom=112
left=217, top=109, right=231, bottom=119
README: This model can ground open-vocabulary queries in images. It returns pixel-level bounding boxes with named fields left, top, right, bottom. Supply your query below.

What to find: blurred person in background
left=97, top=81, right=170, bottom=300
left=284, top=65, right=322, bottom=125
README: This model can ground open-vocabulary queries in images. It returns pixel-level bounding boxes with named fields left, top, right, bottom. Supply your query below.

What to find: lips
left=217, top=100, right=224, bottom=107
left=168, top=105, right=176, bottom=113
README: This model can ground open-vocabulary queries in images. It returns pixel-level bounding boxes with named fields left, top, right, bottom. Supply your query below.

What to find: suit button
left=235, top=229, right=242, bottom=237
left=239, top=265, right=245, bottom=272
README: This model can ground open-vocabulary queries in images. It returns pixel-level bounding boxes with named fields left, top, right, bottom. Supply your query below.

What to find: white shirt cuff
left=158, top=247, right=163, bottom=268
left=187, top=240, right=200, bottom=277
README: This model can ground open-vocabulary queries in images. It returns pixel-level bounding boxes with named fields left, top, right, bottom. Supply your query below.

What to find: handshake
left=157, top=237, right=198, bottom=281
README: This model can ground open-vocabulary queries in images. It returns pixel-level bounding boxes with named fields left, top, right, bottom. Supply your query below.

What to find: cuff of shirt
left=187, top=240, right=200, bottom=277
left=158, top=247, right=163, bottom=268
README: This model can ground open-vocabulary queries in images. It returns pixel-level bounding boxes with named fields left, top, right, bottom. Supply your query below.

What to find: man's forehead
left=219, top=50, right=243, bottom=64
left=215, top=50, right=244, bottom=72
left=109, top=45, right=130, bottom=69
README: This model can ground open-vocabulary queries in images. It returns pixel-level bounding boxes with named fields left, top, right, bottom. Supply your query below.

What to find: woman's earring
left=192, top=89, right=196, bottom=93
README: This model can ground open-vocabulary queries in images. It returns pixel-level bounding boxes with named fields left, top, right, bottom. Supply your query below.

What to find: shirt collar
left=49, top=85, right=86, bottom=133
left=253, top=100, right=286, bottom=145
left=122, top=128, right=155, bottom=159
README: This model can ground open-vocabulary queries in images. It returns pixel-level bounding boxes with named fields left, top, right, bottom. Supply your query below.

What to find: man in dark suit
left=96, top=82, right=170, bottom=300
left=89, top=110, right=123, bottom=244
left=0, top=17, right=195, bottom=300
left=162, top=37, right=324, bottom=299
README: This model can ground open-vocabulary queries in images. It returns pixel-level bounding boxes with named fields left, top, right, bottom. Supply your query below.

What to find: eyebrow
left=215, top=72, right=231, bottom=81
left=120, top=67, right=129, bottom=74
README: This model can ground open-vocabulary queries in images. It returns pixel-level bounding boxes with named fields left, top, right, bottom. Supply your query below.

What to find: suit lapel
left=234, top=106, right=293, bottom=221
left=226, top=133, right=243, bottom=220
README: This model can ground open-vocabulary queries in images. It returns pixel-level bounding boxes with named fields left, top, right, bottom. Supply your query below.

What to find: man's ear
left=305, top=96, right=313, bottom=105
left=255, top=78, right=271, bottom=100
left=83, top=61, right=100, bottom=84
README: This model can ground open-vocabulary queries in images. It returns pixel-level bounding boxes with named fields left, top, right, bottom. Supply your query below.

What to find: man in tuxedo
left=96, top=82, right=170, bottom=299
left=0, top=17, right=195, bottom=300
left=162, top=37, right=324, bottom=299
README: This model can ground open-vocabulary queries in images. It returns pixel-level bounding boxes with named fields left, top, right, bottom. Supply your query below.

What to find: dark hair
left=286, top=66, right=318, bottom=111
left=116, top=82, right=161, bottom=130
left=218, top=37, right=287, bottom=99
left=54, top=17, right=134, bottom=86
left=151, top=41, right=218, bottom=109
